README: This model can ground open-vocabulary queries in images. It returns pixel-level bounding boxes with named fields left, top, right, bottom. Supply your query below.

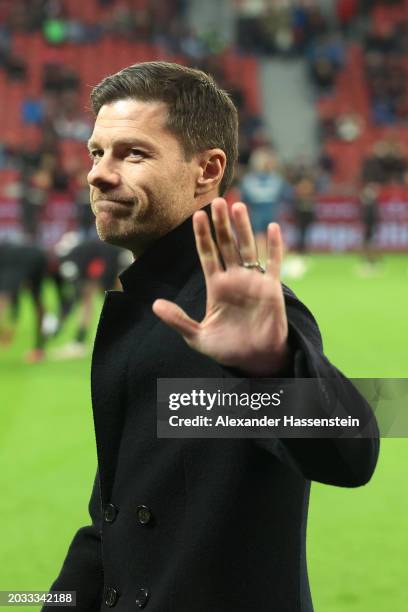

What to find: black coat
left=44, top=212, right=379, bottom=611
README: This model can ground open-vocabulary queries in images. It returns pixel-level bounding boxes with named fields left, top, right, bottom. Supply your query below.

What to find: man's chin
left=95, top=220, right=132, bottom=248
left=94, top=214, right=161, bottom=256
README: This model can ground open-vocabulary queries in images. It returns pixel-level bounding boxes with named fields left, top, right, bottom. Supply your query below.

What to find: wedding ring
left=242, top=261, right=265, bottom=273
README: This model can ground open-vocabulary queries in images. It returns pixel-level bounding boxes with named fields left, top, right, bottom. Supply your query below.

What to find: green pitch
left=0, top=254, right=407, bottom=610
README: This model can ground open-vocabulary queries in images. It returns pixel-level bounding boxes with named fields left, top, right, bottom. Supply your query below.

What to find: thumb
left=152, top=299, right=200, bottom=342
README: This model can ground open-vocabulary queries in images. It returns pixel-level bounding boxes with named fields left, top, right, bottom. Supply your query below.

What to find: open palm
left=152, top=198, right=290, bottom=376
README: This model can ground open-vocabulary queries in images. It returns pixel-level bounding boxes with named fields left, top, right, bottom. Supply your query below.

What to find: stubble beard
left=94, top=173, right=196, bottom=257
left=94, top=206, right=153, bottom=256
left=94, top=193, right=184, bottom=257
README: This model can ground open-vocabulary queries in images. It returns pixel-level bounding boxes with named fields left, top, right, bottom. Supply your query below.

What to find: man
left=359, top=181, right=380, bottom=273
left=239, top=145, right=290, bottom=262
left=44, top=62, right=379, bottom=611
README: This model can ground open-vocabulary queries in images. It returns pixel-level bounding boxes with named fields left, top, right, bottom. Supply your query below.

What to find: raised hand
left=152, top=197, right=290, bottom=376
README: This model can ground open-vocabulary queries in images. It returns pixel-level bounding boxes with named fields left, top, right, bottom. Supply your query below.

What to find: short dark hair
left=90, top=61, right=239, bottom=195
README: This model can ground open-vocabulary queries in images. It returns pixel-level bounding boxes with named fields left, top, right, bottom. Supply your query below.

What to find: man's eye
left=128, top=149, right=145, bottom=158
left=89, top=150, right=102, bottom=160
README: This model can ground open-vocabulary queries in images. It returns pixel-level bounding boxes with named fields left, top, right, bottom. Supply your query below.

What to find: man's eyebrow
left=87, top=137, right=155, bottom=151
left=87, top=139, right=99, bottom=151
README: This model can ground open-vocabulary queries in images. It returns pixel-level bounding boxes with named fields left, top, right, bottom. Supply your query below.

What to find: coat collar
left=118, top=204, right=211, bottom=295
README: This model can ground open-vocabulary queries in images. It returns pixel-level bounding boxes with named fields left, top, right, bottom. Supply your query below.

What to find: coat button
left=104, top=587, right=119, bottom=607
left=104, top=503, right=118, bottom=523
left=136, top=505, right=152, bottom=526
left=135, top=587, right=149, bottom=608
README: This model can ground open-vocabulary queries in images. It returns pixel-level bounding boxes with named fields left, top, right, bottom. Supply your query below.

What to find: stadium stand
left=0, top=0, right=407, bottom=254
left=316, top=0, right=408, bottom=195
left=0, top=0, right=262, bottom=248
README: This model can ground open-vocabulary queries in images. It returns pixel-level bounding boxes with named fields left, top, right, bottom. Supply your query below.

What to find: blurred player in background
left=281, top=169, right=317, bottom=280
left=359, top=181, right=380, bottom=274
left=51, top=235, right=130, bottom=359
left=0, top=240, right=47, bottom=362
left=292, top=175, right=316, bottom=255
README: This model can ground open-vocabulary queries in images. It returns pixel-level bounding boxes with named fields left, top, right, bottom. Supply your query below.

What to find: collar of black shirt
left=118, top=203, right=213, bottom=295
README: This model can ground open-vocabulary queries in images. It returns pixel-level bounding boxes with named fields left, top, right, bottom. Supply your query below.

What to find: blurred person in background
left=362, top=137, right=408, bottom=184
left=0, top=240, right=47, bottom=362
left=230, top=85, right=265, bottom=168
left=239, top=145, right=290, bottom=261
left=358, top=181, right=381, bottom=275
left=19, top=164, right=50, bottom=240
left=50, top=236, right=127, bottom=359
left=235, top=0, right=264, bottom=54
left=307, top=32, right=345, bottom=93
left=281, top=161, right=317, bottom=279
left=315, top=151, right=335, bottom=193
left=235, top=0, right=329, bottom=56
left=335, top=112, right=364, bottom=142
left=74, top=168, right=98, bottom=239
left=292, top=174, right=316, bottom=254
left=336, top=0, right=359, bottom=33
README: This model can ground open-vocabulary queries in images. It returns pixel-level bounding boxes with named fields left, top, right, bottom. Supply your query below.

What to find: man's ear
left=195, top=149, right=227, bottom=196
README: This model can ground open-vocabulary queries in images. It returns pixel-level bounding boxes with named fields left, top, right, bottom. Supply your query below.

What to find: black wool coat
left=44, top=212, right=379, bottom=612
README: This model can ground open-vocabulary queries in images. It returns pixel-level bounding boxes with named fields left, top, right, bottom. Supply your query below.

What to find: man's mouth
left=95, top=200, right=134, bottom=216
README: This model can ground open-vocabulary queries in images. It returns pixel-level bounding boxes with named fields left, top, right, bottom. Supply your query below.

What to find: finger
left=266, top=223, right=283, bottom=278
left=193, top=210, right=222, bottom=281
left=211, top=198, right=241, bottom=268
left=152, top=299, right=199, bottom=341
left=231, top=202, right=258, bottom=264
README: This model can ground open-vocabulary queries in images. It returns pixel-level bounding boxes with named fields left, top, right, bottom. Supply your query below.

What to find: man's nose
left=87, top=156, right=120, bottom=189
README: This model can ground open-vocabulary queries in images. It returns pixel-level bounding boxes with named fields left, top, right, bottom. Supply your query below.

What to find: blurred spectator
left=42, top=63, right=80, bottom=95
left=365, top=43, right=407, bottom=122
left=179, top=26, right=209, bottom=61
left=335, top=113, right=364, bottom=141
left=319, top=110, right=363, bottom=143
left=310, top=55, right=336, bottom=90
left=336, top=0, right=359, bottom=32
left=4, top=53, right=27, bottom=80
left=53, top=110, right=92, bottom=142
left=365, top=22, right=400, bottom=55
left=235, top=0, right=264, bottom=54
left=73, top=170, right=96, bottom=239
left=235, top=0, right=328, bottom=56
left=261, top=3, right=294, bottom=55
left=0, top=24, right=11, bottom=55
left=362, top=137, right=408, bottom=184
left=308, top=32, right=345, bottom=92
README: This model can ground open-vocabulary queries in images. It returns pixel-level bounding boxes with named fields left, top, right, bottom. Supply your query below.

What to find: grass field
left=0, top=253, right=407, bottom=611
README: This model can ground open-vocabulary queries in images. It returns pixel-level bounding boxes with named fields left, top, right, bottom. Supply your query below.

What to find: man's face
left=87, top=99, right=199, bottom=255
